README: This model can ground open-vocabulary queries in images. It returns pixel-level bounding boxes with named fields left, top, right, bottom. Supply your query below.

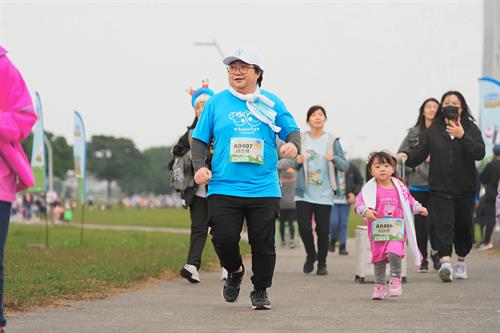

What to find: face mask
left=442, top=106, right=459, bottom=121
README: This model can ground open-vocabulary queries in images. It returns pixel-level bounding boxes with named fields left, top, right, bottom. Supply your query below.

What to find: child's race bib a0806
left=229, top=137, right=264, bottom=165
left=372, top=218, right=404, bottom=242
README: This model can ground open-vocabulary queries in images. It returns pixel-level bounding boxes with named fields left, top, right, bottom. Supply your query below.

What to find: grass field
left=71, top=206, right=365, bottom=234
left=72, top=207, right=191, bottom=228
left=4, top=223, right=250, bottom=312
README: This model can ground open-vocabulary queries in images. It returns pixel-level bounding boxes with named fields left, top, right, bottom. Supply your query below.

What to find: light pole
left=193, top=39, right=225, bottom=60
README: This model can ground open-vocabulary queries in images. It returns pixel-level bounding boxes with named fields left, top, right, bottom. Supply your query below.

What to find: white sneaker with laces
left=180, top=264, right=200, bottom=283
left=453, top=262, right=468, bottom=280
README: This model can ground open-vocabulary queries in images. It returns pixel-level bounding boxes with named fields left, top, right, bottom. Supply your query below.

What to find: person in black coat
left=478, top=144, right=500, bottom=250
left=397, top=91, right=485, bottom=283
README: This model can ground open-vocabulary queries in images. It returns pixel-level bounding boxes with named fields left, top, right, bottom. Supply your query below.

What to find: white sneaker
left=453, top=262, right=468, bottom=280
left=438, top=262, right=453, bottom=282
left=478, top=242, right=493, bottom=251
left=221, top=268, right=228, bottom=281
left=180, top=264, right=200, bottom=283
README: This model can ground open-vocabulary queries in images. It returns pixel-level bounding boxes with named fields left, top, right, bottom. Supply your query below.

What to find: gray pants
left=374, top=253, right=402, bottom=284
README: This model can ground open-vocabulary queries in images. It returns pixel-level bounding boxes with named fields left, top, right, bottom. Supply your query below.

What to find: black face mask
left=442, top=106, right=459, bottom=120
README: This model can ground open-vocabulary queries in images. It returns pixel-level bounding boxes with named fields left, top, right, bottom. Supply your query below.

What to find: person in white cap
left=191, top=47, right=300, bottom=310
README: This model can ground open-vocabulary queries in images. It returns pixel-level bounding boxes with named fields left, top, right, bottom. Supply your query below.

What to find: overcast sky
left=1, top=0, right=484, bottom=158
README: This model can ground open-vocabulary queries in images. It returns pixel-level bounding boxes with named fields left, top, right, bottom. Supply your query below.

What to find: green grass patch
left=72, top=207, right=191, bottom=228
left=5, top=224, right=249, bottom=311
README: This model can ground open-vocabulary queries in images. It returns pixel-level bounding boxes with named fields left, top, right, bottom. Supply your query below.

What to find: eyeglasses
left=227, top=64, right=255, bottom=74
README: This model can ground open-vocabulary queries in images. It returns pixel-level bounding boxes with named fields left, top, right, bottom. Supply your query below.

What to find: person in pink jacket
left=0, top=46, right=36, bottom=331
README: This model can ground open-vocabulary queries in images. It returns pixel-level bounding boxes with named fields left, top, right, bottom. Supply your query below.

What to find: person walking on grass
left=191, top=47, right=300, bottom=310
left=398, top=97, right=441, bottom=272
left=355, top=151, right=427, bottom=300
left=0, top=46, right=37, bottom=332
left=397, top=91, right=485, bottom=283
left=293, top=105, right=349, bottom=275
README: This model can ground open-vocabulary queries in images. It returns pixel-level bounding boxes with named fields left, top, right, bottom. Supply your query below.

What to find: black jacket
left=345, top=162, right=364, bottom=196
left=168, top=127, right=211, bottom=206
left=479, top=157, right=500, bottom=203
left=403, top=118, right=485, bottom=199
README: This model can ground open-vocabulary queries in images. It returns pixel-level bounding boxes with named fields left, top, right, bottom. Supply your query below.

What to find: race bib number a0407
left=372, top=218, right=404, bottom=242
left=229, top=138, right=264, bottom=165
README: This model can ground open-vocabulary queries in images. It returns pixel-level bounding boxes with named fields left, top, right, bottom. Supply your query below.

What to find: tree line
left=21, top=132, right=174, bottom=195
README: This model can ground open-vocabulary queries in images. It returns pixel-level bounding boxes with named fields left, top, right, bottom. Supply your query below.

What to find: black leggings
left=295, top=201, right=332, bottom=266
left=279, top=209, right=296, bottom=242
left=431, top=194, right=475, bottom=258
left=410, top=190, right=438, bottom=261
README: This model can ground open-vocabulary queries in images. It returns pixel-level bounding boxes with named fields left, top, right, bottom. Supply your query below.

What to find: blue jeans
left=0, top=201, right=11, bottom=327
left=329, top=203, right=350, bottom=245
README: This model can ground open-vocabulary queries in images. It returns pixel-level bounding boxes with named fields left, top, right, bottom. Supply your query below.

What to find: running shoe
left=180, top=264, right=200, bottom=283
left=438, top=262, right=453, bottom=282
left=389, top=277, right=402, bottom=297
left=250, top=289, right=271, bottom=310
left=222, top=266, right=245, bottom=302
left=317, top=264, right=328, bottom=276
left=418, top=261, right=429, bottom=273
left=453, top=262, right=468, bottom=280
left=430, top=251, right=441, bottom=271
left=303, top=257, right=315, bottom=274
left=478, top=242, right=493, bottom=251
left=371, top=284, right=386, bottom=300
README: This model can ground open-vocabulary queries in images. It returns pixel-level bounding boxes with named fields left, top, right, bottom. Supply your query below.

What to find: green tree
left=88, top=135, right=147, bottom=201
left=21, top=131, right=73, bottom=179
left=143, top=146, right=173, bottom=194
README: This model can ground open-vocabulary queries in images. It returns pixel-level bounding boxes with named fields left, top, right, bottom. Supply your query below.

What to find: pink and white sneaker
left=371, top=284, right=386, bottom=300
left=389, top=277, right=402, bottom=297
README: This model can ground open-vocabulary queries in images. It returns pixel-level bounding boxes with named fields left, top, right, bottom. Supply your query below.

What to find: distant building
left=483, top=0, right=500, bottom=79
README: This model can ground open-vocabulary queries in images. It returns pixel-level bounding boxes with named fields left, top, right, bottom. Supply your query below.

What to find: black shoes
left=250, top=289, right=271, bottom=310
left=303, top=257, right=315, bottom=273
left=418, top=261, right=430, bottom=273
left=329, top=240, right=336, bottom=253
left=317, top=264, right=328, bottom=276
left=430, top=251, right=441, bottom=271
left=222, top=266, right=245, bottom=302
left=339, top=244, right=349, bottom=255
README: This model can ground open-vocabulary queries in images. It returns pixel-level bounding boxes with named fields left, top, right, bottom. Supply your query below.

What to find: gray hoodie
left=398, top=126, right=430, bottom=187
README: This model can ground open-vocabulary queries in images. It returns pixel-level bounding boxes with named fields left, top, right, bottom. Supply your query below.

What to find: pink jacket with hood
left=0, top=46, right=36, bottom=202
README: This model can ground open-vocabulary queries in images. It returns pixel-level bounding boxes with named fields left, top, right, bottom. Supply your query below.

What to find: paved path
left=9, top=241, right=500, bottom=332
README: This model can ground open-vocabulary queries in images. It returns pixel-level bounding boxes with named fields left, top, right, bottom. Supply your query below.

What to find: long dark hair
left=414, top=98, right=439, bottom=130
left=365, top=151, right=398, bottom=181
left=436, top=91, right=476, bottom=123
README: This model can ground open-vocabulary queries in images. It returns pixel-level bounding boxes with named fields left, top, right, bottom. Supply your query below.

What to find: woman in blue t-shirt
left=294, top=105, right=349, bottom=275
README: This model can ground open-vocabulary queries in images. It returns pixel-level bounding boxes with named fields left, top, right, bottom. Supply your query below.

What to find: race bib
left=230, top=138, right=264, bottom=164
left=372, top=218, right=404, bottom=242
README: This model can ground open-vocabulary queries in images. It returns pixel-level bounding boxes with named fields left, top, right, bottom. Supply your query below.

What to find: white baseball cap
left=223, top=48, right=263, bottom=69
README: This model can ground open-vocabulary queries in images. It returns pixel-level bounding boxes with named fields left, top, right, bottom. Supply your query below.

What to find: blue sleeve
left=274, top=98, right=300, bottom=141
left=333, top=138, right=349, bottom=172
left=192, top=98, right=214, bottom=144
